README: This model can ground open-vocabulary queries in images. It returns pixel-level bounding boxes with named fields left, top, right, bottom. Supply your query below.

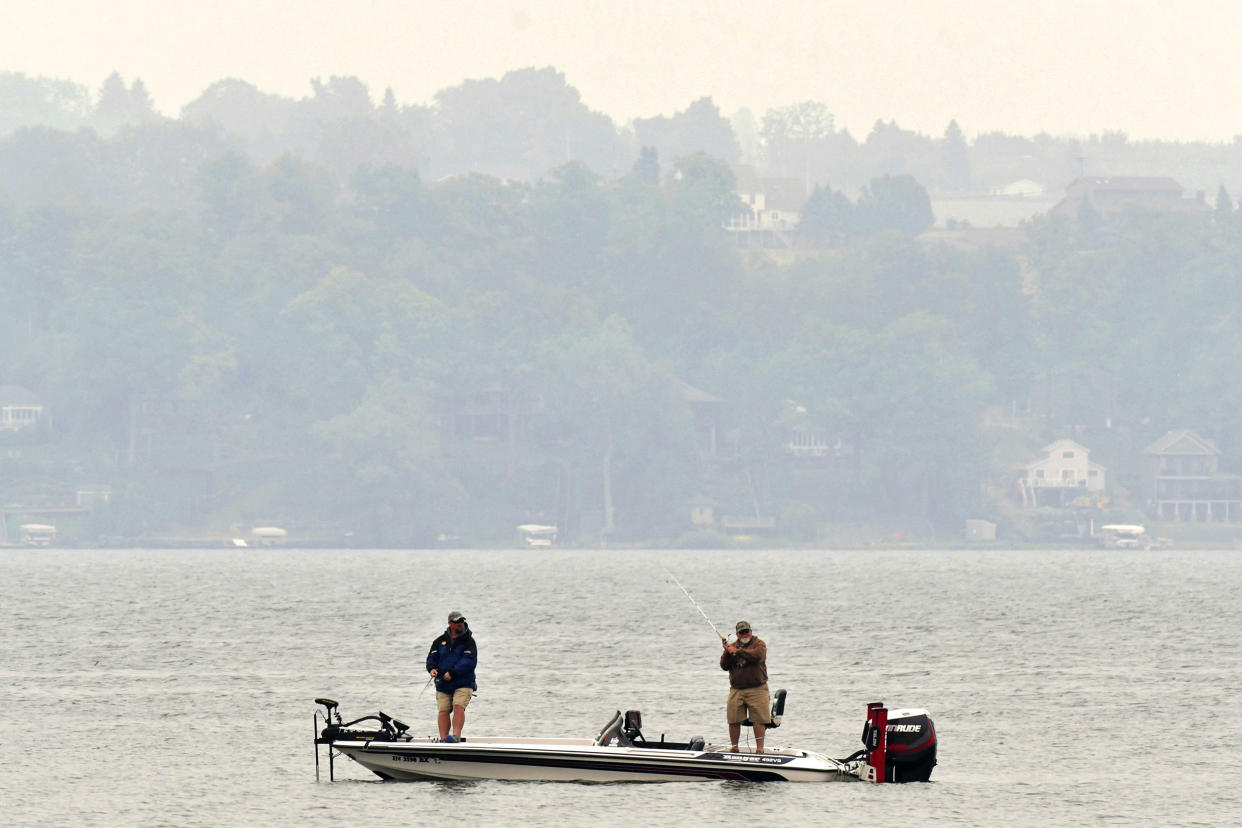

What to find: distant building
left=1051, top=176, right=1209, bottom=219
left=779, top=399, right=841, bottom=459
left=930, top=178, right=1058, bottom=228
left=965, top=519, right=997, bottom=541
left=675, top=379, right=722, bottom=457
left=1018, top=439, right=1106, bottom=508
left=1142, top=430, right=1242, bottom=522
left=726, top=166, right=809, bottom=247
left=999, top=179, right=1045, bottom=197
left=688, top=495, right=715, bottom=528
left=0, top=384, right=47, bottom=431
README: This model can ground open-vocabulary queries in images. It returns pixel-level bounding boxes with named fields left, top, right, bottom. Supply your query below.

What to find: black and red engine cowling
left=862, top=708, right=937, bottom=782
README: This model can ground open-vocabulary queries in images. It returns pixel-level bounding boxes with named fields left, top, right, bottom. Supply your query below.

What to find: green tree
left=301, top=379, right=462, bottom=545
left=856, top=314, right=994, bottom=526
left=41, top=210, right=199, bottom=460
left=92, top=72, right=160, bottom=136
left=432, top=67, right=624, bottom=180
left=180, top=79, right=298, bottom=159
left=530, top=161, right=611, bottom=293
left=760, top=101, right=834, bottom=182
left=534, top=317, right=695, bottom=541
left=633, top=97, right=740, bottom=174
left=0, top=72, right=91, bottom=133
left=1214, top=184, right=1234, bottom=222
left=857, top=174, right=934, bottom=236
left=267, top=266, right=380, bottom=421
left=940, top=120, right=971, bottom=189
left=798, top=183, right=857, bottom=246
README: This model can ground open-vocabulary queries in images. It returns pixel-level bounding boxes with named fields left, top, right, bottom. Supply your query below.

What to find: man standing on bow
left=426, top=610, right=477, bottom=742
left=720, top=620, right=770, bottom=753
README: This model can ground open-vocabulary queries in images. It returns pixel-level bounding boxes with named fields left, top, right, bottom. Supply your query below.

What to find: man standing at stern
left=720, top=620, right=770, bottom=753
left=426, top=610, right=477, bottom=742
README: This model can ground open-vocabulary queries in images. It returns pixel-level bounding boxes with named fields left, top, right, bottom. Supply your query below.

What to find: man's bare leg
left=451, top=705, right=466, bottom=739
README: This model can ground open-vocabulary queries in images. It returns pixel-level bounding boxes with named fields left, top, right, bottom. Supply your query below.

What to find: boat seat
left=688, top=737, right=705, bottom=751
left=623, top=710, right=646, bottom=744
left=593, top=711, right=632, bottom=747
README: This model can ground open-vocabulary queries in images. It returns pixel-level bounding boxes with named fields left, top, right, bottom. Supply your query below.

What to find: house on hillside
left=1142, top=430, right=1242, bottom=522
left=726, top=167, right=809, bottom=248
left=445, top=384, right=524, bottom=444
left=1018, top=439, right=1106, bottom=508
left=929, top=178, right=1059, bottom=229
left=0, top=385, right=48, bottom=431
left=778, top=399, right=842, bottom=459
left=675, top=379, right=722, bottom=457
left=1051, top=176, right=1209, bottom=219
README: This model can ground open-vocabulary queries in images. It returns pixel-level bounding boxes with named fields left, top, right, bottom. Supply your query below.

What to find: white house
left=725, top=167, right=809, bottom=247
left=1019, top=439, right=1106, bottom=508
left=0, top=385, right=46, bottom=431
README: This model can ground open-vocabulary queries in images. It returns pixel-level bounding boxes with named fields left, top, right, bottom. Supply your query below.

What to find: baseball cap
left=735, top=621, right=751, bottom=633
left=448, top=611, right=465, bottom=623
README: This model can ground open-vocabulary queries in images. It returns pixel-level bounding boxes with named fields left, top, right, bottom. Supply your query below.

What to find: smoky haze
left=4, top=0, right=1242, bottom=142
left=2, top=6, right=1241, bottom=548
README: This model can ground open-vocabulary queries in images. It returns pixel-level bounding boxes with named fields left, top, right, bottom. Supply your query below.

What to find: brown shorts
left=727, top=685, right=771, bottom=725
left=436, top=687, right=473, bottom=712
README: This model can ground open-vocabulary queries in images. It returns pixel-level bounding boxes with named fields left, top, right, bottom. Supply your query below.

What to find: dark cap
left=448, top=611, right=465, bottom=623
left=735, top=621, right=751, bottom=633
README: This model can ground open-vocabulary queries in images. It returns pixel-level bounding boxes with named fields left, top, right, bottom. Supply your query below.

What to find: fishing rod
left=663, top=567, right=728, bottom=643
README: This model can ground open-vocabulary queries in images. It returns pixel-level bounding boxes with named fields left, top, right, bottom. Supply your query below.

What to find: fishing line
left=663, top=566, right=728, bottom=643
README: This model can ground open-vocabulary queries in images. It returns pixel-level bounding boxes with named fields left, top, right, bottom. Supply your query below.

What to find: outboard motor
left=859, top=702, right=937, bottom=782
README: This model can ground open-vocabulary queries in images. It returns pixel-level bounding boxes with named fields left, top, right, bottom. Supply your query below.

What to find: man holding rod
left=720, top=620, right=770, bottom=753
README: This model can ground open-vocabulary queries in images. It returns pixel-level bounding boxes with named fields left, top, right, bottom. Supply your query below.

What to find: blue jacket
left=426, top=625, right=478, bottom=693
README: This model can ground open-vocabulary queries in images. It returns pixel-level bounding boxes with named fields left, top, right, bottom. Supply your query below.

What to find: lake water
left=2, top=547, right=1239, bottom=826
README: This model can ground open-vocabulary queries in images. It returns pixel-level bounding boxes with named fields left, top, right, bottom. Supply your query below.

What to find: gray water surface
left=2, top=547, right=1238, bottom=826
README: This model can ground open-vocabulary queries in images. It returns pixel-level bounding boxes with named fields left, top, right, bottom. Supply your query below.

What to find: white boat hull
left=333, top=737, right=854, bottom=783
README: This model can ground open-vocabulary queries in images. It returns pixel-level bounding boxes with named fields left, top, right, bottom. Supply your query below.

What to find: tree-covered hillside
left=4, top=69, right=1242, bottom=545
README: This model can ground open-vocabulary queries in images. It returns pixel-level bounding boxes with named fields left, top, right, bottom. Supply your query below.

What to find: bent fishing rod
left=663, top=567, right=728, bottom=643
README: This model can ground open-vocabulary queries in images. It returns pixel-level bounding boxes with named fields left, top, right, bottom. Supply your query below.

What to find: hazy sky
left=5, top=0, right=1240, bottom=142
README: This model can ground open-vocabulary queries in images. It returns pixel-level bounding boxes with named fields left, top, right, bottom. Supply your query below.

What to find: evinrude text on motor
left=847, top=702, right=938, bottom=783
left=313, top=696, right=936, bottom=783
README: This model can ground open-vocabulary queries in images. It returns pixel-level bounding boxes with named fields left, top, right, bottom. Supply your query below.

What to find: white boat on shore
left=516, top=524, right=557, bottom=548
left=1095, top=523, right=1150, bottom=548
left=19, top=523, right=56, bottom=546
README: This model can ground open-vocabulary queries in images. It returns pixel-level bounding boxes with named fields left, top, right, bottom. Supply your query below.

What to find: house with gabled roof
left=0, top=384, right=47, bottom=431
left=1051, top=176, right=1209, bottom=219
left=1142, top=430, right=1242, bottom=522
left=1018, top=439, right=1106, bottom=508
left=673, top=379, right=722, bottom=457
left=725, top=165, right=809, bottom=247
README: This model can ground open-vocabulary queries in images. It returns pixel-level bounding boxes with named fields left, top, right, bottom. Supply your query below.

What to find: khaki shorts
left=436, top=687, right=473, bottom=712
left=727, top=685, right=771, bottom=725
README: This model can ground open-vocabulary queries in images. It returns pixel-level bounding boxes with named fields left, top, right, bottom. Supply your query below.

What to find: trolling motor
left=855, top=702, right=937, bottom=783
left=314, top=697, right=411, bottom=781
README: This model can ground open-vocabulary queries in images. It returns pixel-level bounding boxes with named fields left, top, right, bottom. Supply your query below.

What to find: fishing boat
left=313, top=696, right=936, bottom=783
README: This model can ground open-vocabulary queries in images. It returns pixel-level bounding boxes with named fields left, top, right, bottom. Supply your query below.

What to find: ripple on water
left=1, top=547, right=1240, bottom=826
